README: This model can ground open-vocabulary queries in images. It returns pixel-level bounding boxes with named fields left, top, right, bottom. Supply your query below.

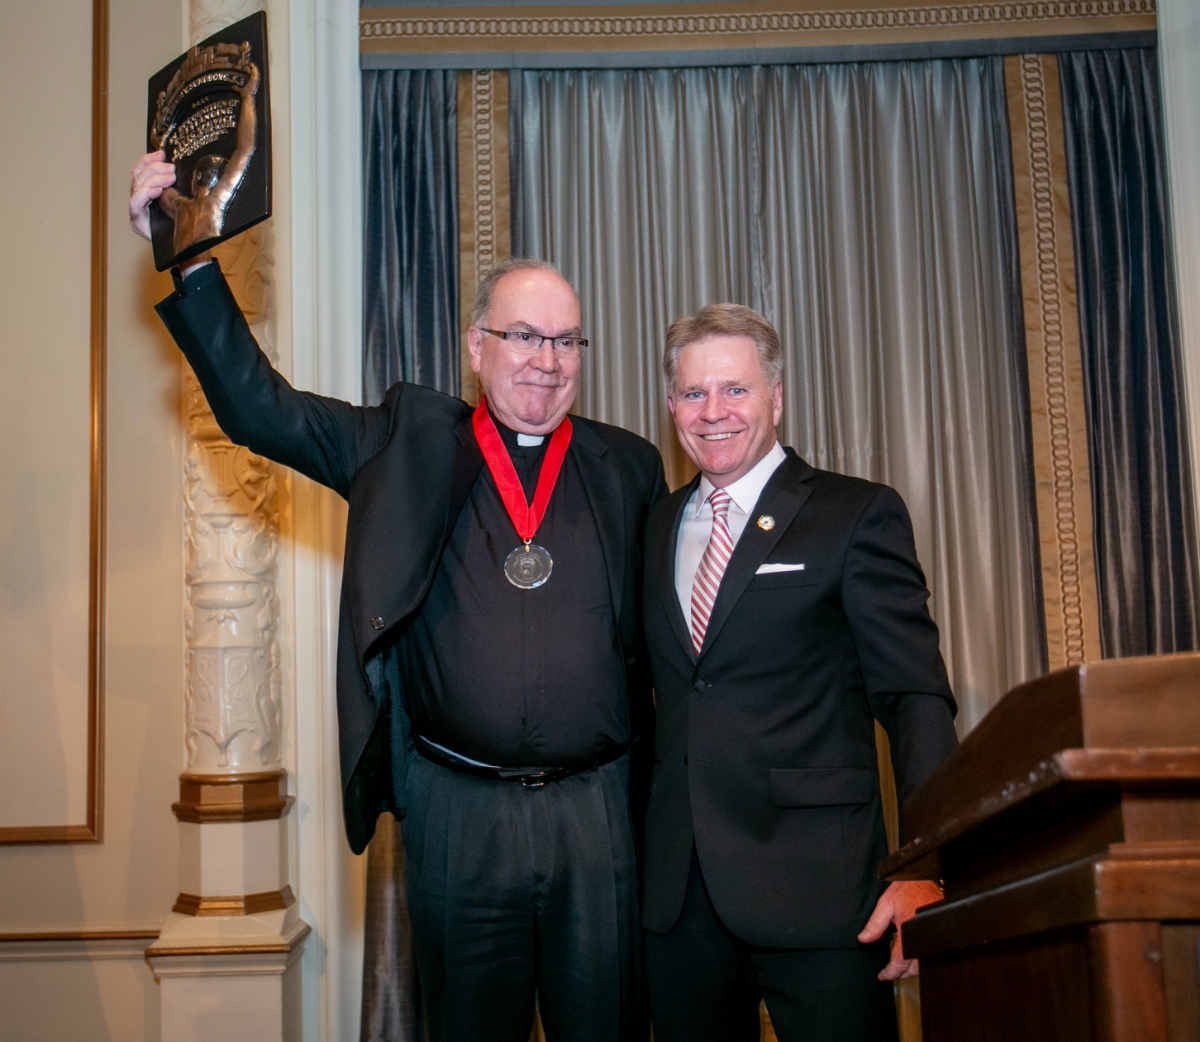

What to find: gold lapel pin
left=757, top=515, right=775, bottom=531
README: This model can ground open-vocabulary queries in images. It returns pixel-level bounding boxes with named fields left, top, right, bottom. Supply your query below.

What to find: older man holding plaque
left=131, top=156, right=664, bottom=1042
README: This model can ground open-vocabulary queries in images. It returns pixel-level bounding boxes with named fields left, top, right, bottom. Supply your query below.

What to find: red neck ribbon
left=472, top=397, right=573, bottom=545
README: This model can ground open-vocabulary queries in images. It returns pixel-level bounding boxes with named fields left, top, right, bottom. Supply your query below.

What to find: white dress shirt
left=675, top=441, right=788, bottom=617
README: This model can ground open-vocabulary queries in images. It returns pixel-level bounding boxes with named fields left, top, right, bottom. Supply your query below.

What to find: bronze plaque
left=146, top=11, right=270, bottom=271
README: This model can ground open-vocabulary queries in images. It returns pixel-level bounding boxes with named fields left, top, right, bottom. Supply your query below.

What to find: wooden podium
left=882, top=654, right=1200, bottom=1042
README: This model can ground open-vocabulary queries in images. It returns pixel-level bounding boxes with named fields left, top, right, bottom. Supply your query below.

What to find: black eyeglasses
left=480, top=328, right=588, bottom=357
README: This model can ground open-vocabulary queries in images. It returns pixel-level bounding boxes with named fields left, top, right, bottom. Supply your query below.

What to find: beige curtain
left=511, top=60, right=1044, bottom=731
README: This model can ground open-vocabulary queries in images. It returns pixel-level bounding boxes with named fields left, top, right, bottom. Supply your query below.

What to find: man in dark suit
left=641, top=304, right=959, bottom=1042
left=130, top=154, right=664, bottom=1042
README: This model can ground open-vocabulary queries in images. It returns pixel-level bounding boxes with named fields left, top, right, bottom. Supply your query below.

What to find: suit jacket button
left=693, top=679, right=706, bottom=692
left=370, top=616, right=385, bottom=630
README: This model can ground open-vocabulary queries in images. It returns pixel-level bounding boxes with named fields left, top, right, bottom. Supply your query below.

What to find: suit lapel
left=571, top=419, right=625, bottom=624
left=658, top=477, right=702, bottom=663
left=697, top=451, right=815, bottom=660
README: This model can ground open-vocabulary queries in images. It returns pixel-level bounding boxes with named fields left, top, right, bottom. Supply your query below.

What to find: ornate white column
left=146, top=5, right=308, bottom=1040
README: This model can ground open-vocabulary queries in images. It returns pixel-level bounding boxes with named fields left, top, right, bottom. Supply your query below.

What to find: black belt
left=415, top=735, right=627, bottom=788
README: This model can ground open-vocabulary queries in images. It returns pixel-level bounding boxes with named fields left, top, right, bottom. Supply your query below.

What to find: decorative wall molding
left=457, top=68, right=510, bottom=405
left=1, top=0, right=109, bottom=847
left=84, top=0, right=108, bottom=846
left=1005, top=53, right=1101, bottom=670
left=148, top=920, right=309, bottom=962
left=362, top=0, right=1155, bottom=60
left=172, top=770, right=292, bottom=823
left=0, top=932, right=160, bottom=963
left=146, top=921, right=311, bottom=1040
left=173, top=885, right=295, bottom=917
left=365, top=1, right=1154, bottom=40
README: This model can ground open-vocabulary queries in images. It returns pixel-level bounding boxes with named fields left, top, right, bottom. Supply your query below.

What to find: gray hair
left=470, top=257, right=572, bottom=328
left=662, top=304, right=784, bottom=391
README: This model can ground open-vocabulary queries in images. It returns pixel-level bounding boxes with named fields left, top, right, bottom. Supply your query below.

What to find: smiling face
left=467, top=268, right=582, bottom=435
left=667, top=334, right=783, bottom=487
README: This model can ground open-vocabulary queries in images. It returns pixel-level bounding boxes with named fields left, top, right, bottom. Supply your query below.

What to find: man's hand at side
left=129, top=150, right=175, bottom=240
left=857, top=879, right=943, bottom=980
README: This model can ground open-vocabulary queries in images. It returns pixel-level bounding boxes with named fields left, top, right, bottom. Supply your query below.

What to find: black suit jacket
left=641, top=449, right=957, bottom=949
left=156, top=263, right=666, bottom=853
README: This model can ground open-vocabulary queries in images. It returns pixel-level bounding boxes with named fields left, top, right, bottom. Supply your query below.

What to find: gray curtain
left=362, top=69, right=459, bottom=405
left=1059, top=48, right=1200, bottom=658
left=512, top=60, right=1044, bottom=732
left=361, top=68, right=459, bottom=1042
left=359, top=813, right=420, bottom=1042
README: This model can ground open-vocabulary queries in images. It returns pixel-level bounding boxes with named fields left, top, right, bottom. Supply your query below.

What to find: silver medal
left=504, top=543, right=553, bottom=589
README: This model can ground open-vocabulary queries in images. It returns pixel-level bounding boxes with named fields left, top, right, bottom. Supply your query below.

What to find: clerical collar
left=489, top=409, right=547, bottom=449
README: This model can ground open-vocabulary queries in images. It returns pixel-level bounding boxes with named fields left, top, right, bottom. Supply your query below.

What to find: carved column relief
left=187, top=0, right=261, bottom=48
left=1005, top=54, right=1101, bottom=670
left=177, top=0, right=282, bottom=778
left=182, top=223, right=282, bottom=776
left=457, top=68, right=511, bottom=404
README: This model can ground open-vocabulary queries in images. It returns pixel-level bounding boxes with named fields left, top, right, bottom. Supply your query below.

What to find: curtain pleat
left=512, top=60, right=1043, bottom=731
left=361, top=68, right=459, bottom=1042
left=362, top=69, right=459, bottom=406
left=1058, top=48, right=1200, bottom=658
left=359, top=813, right=421, bottom=1042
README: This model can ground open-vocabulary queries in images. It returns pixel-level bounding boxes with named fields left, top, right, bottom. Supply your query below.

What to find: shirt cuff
left=169, top=258, right=219, bottom=297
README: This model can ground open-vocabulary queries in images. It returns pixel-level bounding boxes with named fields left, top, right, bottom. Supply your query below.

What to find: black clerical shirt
left=397, top=418, right=629, bottom=768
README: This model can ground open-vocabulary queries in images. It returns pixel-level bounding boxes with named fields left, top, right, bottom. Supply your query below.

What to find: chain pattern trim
left=1020, top=53, right=1085, bottom=666
left=362, top=1, right=1154, bottom=42
left=471, top=70, right=498, bottom=283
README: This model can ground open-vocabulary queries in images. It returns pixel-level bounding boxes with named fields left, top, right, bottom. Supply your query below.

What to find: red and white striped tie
left=691, top=488, right=734, bottom=653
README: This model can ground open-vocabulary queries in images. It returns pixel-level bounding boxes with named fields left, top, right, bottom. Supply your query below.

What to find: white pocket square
left=756, top=562, right=805, bottom=574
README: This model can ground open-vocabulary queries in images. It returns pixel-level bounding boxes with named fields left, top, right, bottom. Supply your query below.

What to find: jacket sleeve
left=648, top=454, right=668, bottom=515
left=155, top=261, right=391, bottom=499
left=840, top=484, right=959, bottom=836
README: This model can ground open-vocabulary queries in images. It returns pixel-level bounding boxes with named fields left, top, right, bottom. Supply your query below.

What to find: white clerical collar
left=694, top=440, right=787, bottom=516
left=516, top=433, right=545, bottom=446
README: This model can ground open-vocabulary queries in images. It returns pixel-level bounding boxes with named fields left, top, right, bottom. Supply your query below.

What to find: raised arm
left=212, top=61, right=259, bottom=210
left=156, top=261, right=390, bottom=498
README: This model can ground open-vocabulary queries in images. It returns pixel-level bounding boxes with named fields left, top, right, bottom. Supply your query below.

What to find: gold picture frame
left=0, top=0, right=108, bottom=845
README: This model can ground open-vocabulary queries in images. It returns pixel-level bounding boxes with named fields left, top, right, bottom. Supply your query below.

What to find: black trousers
left=645, top=852, right=899, bottom=1042
left=400, top=750, right=648, bottom=1042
